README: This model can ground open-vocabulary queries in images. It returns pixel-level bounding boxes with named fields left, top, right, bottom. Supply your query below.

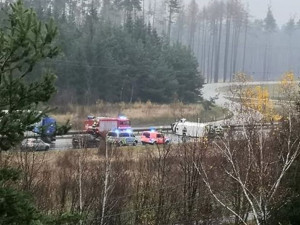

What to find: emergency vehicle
left=141, top=130, right=170, bottom=145
left=84, top=115, right=131, bottom=137
left=107, top=129, right=138, bottom=146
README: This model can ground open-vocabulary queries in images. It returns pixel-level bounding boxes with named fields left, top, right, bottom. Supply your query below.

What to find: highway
left=49, top=133, right=184, bottom=150
left=32, top=82, right=281, bottom=151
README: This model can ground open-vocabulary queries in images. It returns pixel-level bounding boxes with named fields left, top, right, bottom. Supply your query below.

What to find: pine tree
left=264, top=7, right=277, bottom=33
left=262, top=6, right=277, bottom=80
left=167, top=0, right=180, bottom=40
left=0, top=168, right=40, bottom=224
left=0, top=0, right=59, bottom=150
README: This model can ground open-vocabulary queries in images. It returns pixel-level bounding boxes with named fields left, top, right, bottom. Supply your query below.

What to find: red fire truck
left=72, top=115, right=131, bottom=149
left=84, top=115, right=131, bottom=137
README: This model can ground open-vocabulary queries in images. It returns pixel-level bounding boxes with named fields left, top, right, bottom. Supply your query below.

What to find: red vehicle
left=84, top=115, right=131, bottom=137
left=141, top=130, right=170, bottom=145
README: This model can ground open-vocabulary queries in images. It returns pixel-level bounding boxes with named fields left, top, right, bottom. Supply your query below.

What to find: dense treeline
left=0, top=0, right=203, bottom=104
left=16, top=0, right=300, bottom=85
left=171, top=0, right=280, bottom=82
left=51, top=18, right=202, bottom=104
left=160, top=0, right=300, bottom=82
left=2, top=0, right=299, bottom=103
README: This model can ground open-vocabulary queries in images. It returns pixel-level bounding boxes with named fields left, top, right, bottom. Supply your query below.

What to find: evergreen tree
left=14, top=0, right=204, bottom=105
left=0, top=168, right=40, bottom=224
left=0, top=167, right=82, bottom=225
left=0, top=0, right=58, bottom=150
left=167, top=0, right=180, bottom=40
left=164, top=43, right=203, bottom=102
left=262, top=6, right=276, bottom=80
left=264, top=7, right=277, bottom=33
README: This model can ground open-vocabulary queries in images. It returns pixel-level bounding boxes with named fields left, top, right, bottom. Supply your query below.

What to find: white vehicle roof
left=179, top=122, right=207, bottom=127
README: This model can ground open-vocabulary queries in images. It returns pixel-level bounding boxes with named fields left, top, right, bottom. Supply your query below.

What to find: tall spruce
left=263, top=7, right=276, bottom=80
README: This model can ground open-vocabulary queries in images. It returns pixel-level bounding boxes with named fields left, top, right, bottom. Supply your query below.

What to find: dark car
left=72, top=134, right=101, bottom=149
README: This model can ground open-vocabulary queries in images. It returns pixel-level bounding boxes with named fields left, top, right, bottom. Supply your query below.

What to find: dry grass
left=50, top=101, right=229, bottom=128
left=0, top=141, right=225, bottom=222
left=3, top=145, right=163, bottom=167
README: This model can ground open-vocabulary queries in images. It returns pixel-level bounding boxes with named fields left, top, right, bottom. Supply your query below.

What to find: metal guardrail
left=67, top=126, right=173, bottom=135
left=25, top=123, right=278, bottom=139
left=223, top=122, right=279, bottom=129
left=25, top=126, right=173, bottom=139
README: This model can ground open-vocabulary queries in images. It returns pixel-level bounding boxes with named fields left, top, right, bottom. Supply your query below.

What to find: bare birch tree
left=195, top=82, right=300, bottom=224
left=99, top=140, right=115, bottom=225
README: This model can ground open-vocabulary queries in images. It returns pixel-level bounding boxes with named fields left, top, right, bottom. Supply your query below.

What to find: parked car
left=141, top=130, right=170, bottom=145
left=21, top=138, right=50, bottom=151
left=72, top=134, right=101, bottom=149
left=107, top=130, right=138, bottom=146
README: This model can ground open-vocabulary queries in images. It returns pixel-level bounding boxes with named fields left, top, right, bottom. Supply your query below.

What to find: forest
left=0, top=0, right=203, bottom=104
left=1, top=0, right=299, bottom=104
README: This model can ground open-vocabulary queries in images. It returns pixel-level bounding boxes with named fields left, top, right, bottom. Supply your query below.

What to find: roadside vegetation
left=219, top=71, right=299, bottom=101
left=219, top=72, right=299, bottom=122
left=51, top=101, right=231, bottom=128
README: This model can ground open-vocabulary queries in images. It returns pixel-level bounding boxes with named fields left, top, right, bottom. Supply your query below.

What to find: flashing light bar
left=150, top=127, right=156, bottom=132
left=113, top=129, right=120, bottom=133
left=125, top=129, right=133, bottom=133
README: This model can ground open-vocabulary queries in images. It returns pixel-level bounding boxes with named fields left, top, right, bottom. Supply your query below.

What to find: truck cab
left=33, top=116, right=56, bottom=143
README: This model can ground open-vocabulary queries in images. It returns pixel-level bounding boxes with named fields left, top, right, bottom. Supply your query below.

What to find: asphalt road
left=49, top=133, right=183, bottom=150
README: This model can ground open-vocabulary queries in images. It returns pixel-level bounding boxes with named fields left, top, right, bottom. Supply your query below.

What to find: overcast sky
left=197, top=0, right=300, bottom=26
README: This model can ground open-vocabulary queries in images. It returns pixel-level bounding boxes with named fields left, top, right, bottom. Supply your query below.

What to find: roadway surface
left=50, top=133, right=184, bottom=150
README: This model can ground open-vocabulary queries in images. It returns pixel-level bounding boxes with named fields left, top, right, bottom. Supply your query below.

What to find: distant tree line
left=2, top=0, right=299, bottom=98
left=171, top=0, right=300, bottom=82
left=0, top=0, right=203, bottom=105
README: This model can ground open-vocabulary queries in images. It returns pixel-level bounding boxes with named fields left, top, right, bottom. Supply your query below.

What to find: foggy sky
left=197, top=0, right=300, bottom=26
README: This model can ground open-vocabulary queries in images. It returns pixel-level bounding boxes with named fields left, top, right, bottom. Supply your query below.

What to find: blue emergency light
left=126, top=129, right=133, bottom=133
left=150, top=127, right=156, bottom=132
left=113, top=129, right=120, bottom=133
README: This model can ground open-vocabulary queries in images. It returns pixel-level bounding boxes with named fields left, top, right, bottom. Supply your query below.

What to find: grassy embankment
left=50, top=101, right=231, bottom=129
